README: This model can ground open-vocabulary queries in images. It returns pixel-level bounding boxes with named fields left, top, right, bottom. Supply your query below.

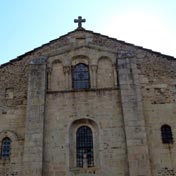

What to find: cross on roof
left=74, top=16, right=86, bottom=29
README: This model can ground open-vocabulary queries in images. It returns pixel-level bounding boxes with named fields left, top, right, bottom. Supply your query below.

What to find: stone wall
left=45, top=89, right=127, bottom=176
left=0, top=29, right=176, bottom=176
left=0, top=57, right=30, bottom=176
left=138, top=55, right=176, bottom=176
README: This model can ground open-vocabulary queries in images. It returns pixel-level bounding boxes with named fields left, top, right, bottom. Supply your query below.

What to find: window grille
left=76, top=126, right=94, bottom=167
left=73, top=64, right=90, bottom=89
left=1, top=137, right=11, bottom=159
left=161, top=125, right=173, bottom=144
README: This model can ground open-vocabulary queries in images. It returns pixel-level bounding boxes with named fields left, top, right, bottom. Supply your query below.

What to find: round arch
left=0, top=130, right=19, bottom=160
left=69, top=118, right=99, bottom=170
left=72, top=55, right=89, bottom=66
left=0, top=130, right=18, bottom=142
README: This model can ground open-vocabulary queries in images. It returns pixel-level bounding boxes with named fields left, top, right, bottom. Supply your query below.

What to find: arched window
left=72, top=64, right=90, bottom=89
left=161, top=124, right=173, bottom=144
left=76, top=126, right=94, bottom=168
left=1, top=137, right=11, bottom=159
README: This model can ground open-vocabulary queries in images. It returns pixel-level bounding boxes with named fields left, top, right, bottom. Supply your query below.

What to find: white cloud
left=101, top=12, right=176, bottom=57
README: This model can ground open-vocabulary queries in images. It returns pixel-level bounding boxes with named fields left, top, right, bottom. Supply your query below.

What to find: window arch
left=161, top=124, right=173, bottom=144
left=1, top=137, right=11, bottom=159
left=76, top=126, right=94, bottom=168
left=72, top=63, right=90, bottom=89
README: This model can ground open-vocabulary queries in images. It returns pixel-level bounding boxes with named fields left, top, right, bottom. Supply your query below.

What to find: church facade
left=0, top=18, right=176, bottom=176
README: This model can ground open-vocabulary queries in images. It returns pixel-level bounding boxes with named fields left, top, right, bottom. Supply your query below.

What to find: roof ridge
left=0, top=28, right=175, bottom=68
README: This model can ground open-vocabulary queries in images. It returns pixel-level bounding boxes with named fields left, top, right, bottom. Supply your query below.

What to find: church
left=0, top=16, right=176, bottom=176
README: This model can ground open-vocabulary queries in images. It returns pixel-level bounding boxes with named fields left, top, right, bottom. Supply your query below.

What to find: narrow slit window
left=5, top=88, right=14, bottom=99
left=1, top=137, right=11, bottom=159
left=73, top=64, right=90, bottom=89
left=161, top=124, right=173, bottom=144
left=76, top=126, right=94, bottom=168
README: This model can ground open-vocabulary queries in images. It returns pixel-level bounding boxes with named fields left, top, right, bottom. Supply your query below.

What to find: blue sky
left=0, top=0, right=176, bottom=65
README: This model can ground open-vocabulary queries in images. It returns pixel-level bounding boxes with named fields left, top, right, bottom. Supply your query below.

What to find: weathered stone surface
left=23, top=57, right=47, bottom=176
left=118, top=56, right=151, bottom=176
left=0, top=29, right=176, bottom=176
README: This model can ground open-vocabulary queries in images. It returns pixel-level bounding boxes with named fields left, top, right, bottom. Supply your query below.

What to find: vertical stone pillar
left=47, top=67, right=52, bottom=91
left=118, top=53, right=152, bottom=176
left=113, top=64, right=118, bottom=87
left=23, top=56, right=47, bottom=176
left=91, top=65, right=97, bottom=88
left=64, top=66, right=71, bottom=90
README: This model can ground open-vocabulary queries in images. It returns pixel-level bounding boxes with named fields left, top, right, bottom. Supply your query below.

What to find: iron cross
left=74, top=16, right=86, bottom=29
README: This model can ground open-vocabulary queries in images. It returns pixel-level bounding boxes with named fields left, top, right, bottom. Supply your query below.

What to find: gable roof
left=0, top=28, right=175, bottom=68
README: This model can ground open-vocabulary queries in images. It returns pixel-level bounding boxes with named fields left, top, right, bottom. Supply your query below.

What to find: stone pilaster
left=113, top=64, right=118, bottom=87
left=118, top=53, right=152, bottom=176
left=91, top=65, right=97, bottom=88
left=47, top=67, right=52, bottom=91
left=23, top=56, right=47, bottom=176
left=64, top=66, right=71, bottom=90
